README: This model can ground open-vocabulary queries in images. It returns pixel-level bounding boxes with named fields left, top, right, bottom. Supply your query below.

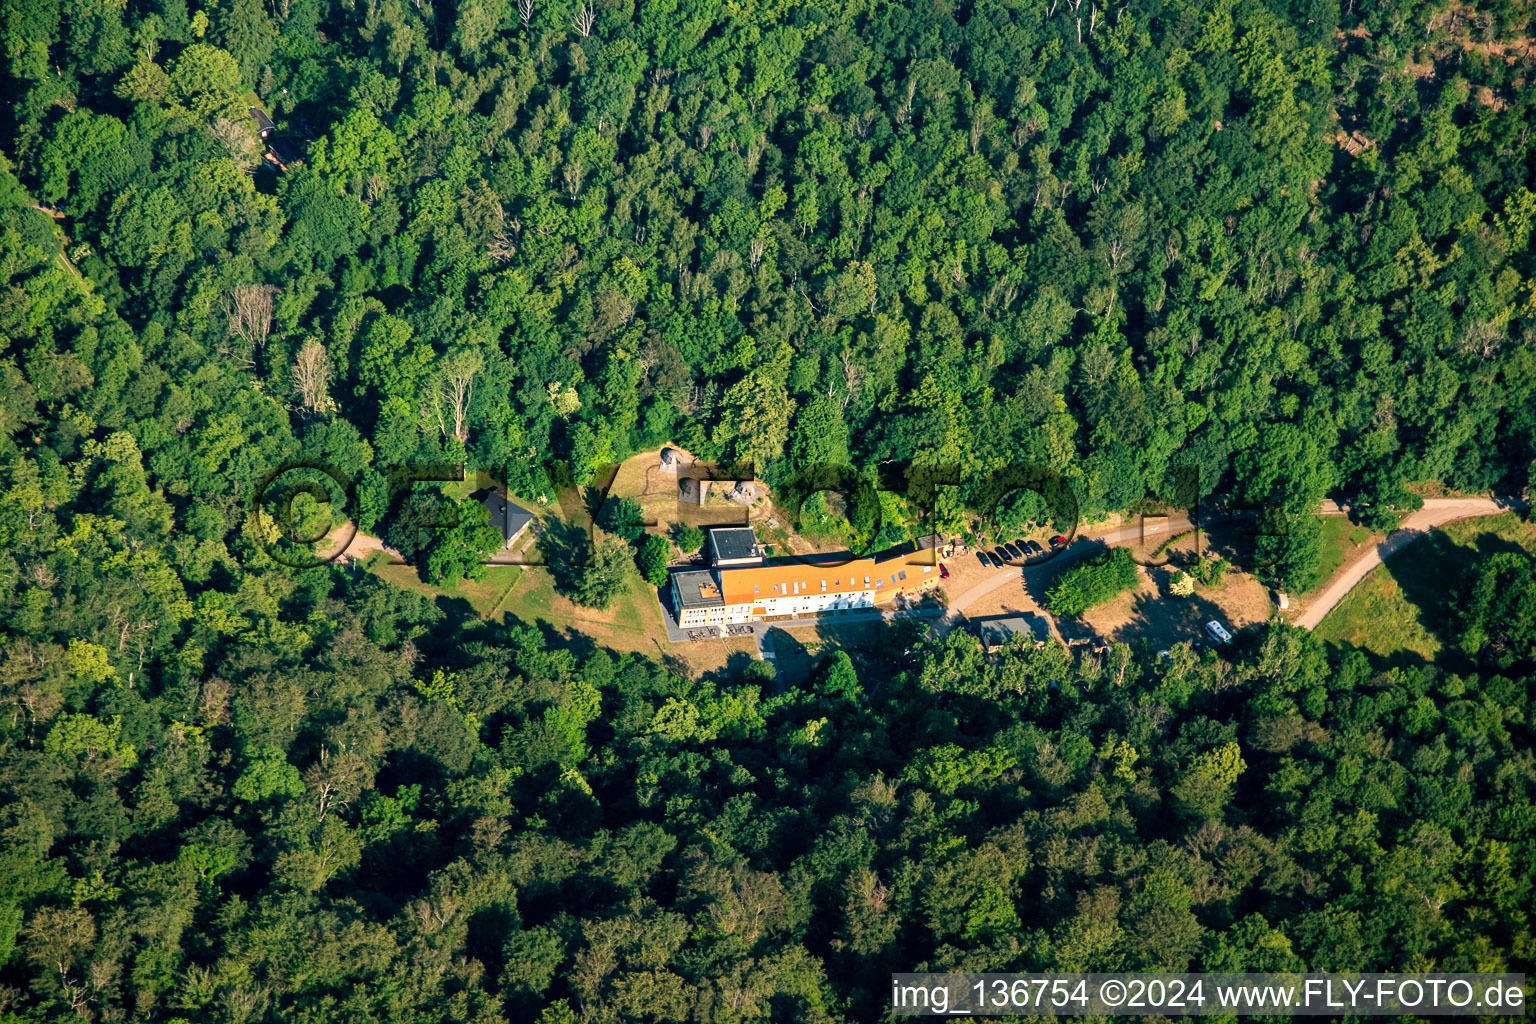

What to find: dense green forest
left=2, top=0, right=1536, bottom=1017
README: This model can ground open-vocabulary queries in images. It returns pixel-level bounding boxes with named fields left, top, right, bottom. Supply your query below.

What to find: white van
left=1204, top=620, right=1233, bottom=644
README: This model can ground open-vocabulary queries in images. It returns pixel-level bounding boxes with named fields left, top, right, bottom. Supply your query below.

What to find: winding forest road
left=1292, top=497, right=1512, bottom=629
left=943, top=497, right=1518, bottom=633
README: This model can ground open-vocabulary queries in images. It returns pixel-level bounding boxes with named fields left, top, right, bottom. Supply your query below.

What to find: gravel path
left=1292, top=498, right=1510, bottom=630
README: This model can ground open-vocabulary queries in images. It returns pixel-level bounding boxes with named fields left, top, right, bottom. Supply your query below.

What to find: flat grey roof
left=707, top=526, right=761, bottom=562
left=672, top=569, right=724, bottom=609
left=979, top=614, right=1050, bottom=647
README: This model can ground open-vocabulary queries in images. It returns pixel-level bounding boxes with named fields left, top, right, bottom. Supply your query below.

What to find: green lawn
left=1309, top=516, right=1380, bottom=595
left=1313, top=568, right=1441, bottom=662
left=367, top=555, right=522, bottom=619
left=1315, top=513, right=1536, bottom=663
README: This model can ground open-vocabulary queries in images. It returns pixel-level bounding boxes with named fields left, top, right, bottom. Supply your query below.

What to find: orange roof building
left=670, top=527, right=941, bottom=630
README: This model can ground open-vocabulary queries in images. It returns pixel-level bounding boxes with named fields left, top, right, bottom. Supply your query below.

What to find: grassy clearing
left=495, top=566, right=759, bottom=676
left=1436, top=512, right=1536, bottom=552
left=1316, top=512, right=1536, bottom=662
left=497, top=568, right=657, bottom=640
left=366, top=555, right=522, bottom=619
left=1309, top=516, right=1381, bottom=594
left=1313, top=569, right=1441, bottom=662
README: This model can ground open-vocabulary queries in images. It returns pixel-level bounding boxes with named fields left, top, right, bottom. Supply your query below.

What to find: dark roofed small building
left=250, top=107, right=277, bottom=137
left=248, top=105, right=306, bottom=171
left=707, top=526, right=764, bottom=566
left=477, top=489, right=535, bottom=550
left=267, top=136, right=305, bottom=167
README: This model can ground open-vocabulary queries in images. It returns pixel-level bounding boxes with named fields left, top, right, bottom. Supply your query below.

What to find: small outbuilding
left=477, top=489, right=535, bottom=550
left=707, top=526, right=765, bottom=566
left=977, top=613, right=1052, bottom=653
left=248, top=105, right=306, bottom=172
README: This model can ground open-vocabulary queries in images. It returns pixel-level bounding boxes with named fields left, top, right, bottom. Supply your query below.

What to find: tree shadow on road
left=763, top=627, right=814, bottom=690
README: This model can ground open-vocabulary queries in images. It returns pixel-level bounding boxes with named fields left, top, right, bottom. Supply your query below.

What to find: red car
left=939, top=563, right=950, bottom=579
left=1049, top=534, right=1068, bottom=546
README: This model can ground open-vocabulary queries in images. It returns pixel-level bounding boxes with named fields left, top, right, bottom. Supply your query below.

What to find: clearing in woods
left=1315, top=513, right=1536, bottom=663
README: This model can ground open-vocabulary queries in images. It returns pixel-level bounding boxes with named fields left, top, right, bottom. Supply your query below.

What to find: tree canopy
left=1, top=0, right=1534, bottom=1017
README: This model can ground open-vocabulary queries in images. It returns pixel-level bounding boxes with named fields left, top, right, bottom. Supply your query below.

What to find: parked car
left=976, top=551, right=991, bottom=568
left=1002, top=543, right=1023, bottom=559
left=993, top=547, right=1012, bottom=563
left=1049, top=534, right=1068, bottom=546
left=939, top=563, right=950, bottom=579
left=1024, top=540, right=1043, bottom=556
left=1205, top=620, right=1233, bottom=645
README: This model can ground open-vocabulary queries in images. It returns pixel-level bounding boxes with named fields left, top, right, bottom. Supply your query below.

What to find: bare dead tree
left=633, top=345, right=656, bottom=387
left=408, top=894, right=459, bottom=934
left=291, top=338, right=335, bottom=414
left=563, top=161, right=584, bottom=199
left=209, top=117, right=260, bottom=171
left=488, top=232, right=518, bottom=262
left=424, top=351, right=483, bottom=443
left=1106, top=237, right=1131, bottom=274
left=221, top=284, right=278, bottom=364
left=895, top=78, right=917, bottom=125
left=983, top=279, right=1018, bottom=315
left=304, top=743, right=368, bottom=821
left=572, top=1, right=594, bottom=36
left=1460, top=317, right=1507, bottom=360
left=698, top=123, right=713, bottom=151
left=748, top=236, right=766, bottom=272
left=199, top=676, right=232, bottom=726
left=364, top=172, right=388, bottom=204
left=838, top=348, right=866, bottom=411
left=517, top=0, right=533, bottom=25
